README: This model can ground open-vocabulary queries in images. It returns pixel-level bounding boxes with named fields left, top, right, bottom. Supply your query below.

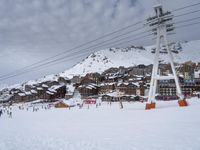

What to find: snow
left=48, top=88, right=57, bottom=93
left=1, top=40, right=200, bottom=92
left=104, top=91, right=136, bottom=97
left=1, top=98, right=200, bottom=150
left=60, top=40, right=200, bottom=78
left=194, top=70, right=200, bottom=78
left=36, top=87, right=43, bottom=90
left=25, top=92, right=32, bottom=95
left=66, top=84, right=75, bottom=95
left=0, top=94, right=12, bottom=102
left=18, top=93, right=25, bottom=96
left=62, top=99, right=78, bottom=107
left=42, top=84, right=48, bottom=88
left=51, top=84, right=64, bottom=90
left=46, top=91, right=54, bottom=95
left=25, top=74, right=58, bottom=86
left=30, top=90, right=37, bottom=94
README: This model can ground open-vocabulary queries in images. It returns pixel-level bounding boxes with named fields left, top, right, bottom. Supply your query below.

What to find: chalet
left=179, top=61, right=196, bottom=82
left=54, top=101, right=69, bottom=108
left=127, top=65, right=152, bottom=76
left=116, top=82, right=138, bottom=95
left=106, top=75, right=117, bottom=83
left=54, top=99, right=77, bottom=108
left=158, top=77, right=199, bottom=99
left=24, top=84, right=36, bottom=91
left=51, top=84, right=66, bottom=98
left=45, top=91, right=56, bottom=100
left=42, top=84, right=49, bottom=90
left=84, top=73, right=102, bottom=84
left=44, top=84, right=66, bottom=100
left=30, top=90, right=38, bottom=99
left=78, top=83, right=99, bottom=98
left=136, top=85, right=145, bottom=96
left=101, top=91, right=138, bottom=102
left=36, top=87, right=46, bottom=99
left=16, top=93, right=26, bottom=102
left=81, top=77, right=96, bottom=85
left=24, top=91, right=34, bottom=101
left=99, top=83, right=115, bottom=94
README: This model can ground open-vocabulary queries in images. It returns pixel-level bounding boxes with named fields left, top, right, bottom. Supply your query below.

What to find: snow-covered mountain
left=2, top=40, right=200, bottom=89
left=59, top=40, right=200, bottom=78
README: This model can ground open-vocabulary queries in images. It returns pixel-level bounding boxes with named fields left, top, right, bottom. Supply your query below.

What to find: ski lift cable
left=1, top=3, right=200, bottom=81
left=1, top=2, right=200, bottom=79
left=0, top=34, right=153, bottom=81
left=1, top=19, right=200, bottom=81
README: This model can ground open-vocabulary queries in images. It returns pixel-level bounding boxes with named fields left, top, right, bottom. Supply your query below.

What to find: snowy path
left=1, top=99, right=200, bottom=150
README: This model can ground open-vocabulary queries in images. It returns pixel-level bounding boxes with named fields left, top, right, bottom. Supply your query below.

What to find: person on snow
left=0, top=109, right=2, bottom=117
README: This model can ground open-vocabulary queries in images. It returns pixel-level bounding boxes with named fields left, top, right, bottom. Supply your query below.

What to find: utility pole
left=145, top=4, right=188, bottom=109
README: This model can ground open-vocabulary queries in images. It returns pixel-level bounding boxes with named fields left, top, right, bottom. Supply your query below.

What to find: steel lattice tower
left=145, top=4, right=188, bottom=109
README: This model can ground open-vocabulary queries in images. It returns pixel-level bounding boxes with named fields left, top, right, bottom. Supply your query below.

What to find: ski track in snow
left=0, top=98, right=200, bottom=150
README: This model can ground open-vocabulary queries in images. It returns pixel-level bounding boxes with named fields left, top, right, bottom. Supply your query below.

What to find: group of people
left=18, top=103, right=52, bottom=113
left=0, top=106, right=12, bottom=118
left=0, top=103, right=54, bottom=119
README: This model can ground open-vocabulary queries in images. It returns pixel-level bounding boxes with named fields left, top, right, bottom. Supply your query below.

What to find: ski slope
left=0, top=98, right=200, bottom=150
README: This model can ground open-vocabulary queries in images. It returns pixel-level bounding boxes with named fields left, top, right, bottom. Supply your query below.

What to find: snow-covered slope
left=1, top=40, right=200, bottom=89
left=60, top=40, right=200, bottom=78
left=1, top=98, right=200, bottom=150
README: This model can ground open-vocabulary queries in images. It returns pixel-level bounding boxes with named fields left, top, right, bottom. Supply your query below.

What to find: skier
left=0, top=109, right=2, bottom=117
left=9, top=111, right=12, bottom=118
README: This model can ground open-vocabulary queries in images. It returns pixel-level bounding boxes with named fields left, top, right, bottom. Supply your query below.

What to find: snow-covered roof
left=51, top=84, right=64, bottom=90
left=85, top=83, right=98, bottom=89
left=100, top=82, right=115, bottom=86
left=48, top=88, right=57, bottom=93
left=103, top=91, right=136, bottom=98
left=31, top=90, right=37, bottom=94
left=25, top=91, right=32, bottom=95
left=18, top=93, right=26, bottom=96
left=36, top=87, right=43, bottom=90
left=46, top=91, right=55, bottom=95
left=42, top=84, right=48, bottom=88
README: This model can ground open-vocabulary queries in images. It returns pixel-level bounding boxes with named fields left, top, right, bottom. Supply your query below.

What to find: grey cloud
left=0, top=0, right=199, bottom=86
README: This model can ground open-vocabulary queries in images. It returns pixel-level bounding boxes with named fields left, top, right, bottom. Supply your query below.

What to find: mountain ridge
left=2, top=39, right=200, bottom=90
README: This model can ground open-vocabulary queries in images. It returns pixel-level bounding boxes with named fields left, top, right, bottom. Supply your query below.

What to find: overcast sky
left=0, top=0, right=200, bottom=87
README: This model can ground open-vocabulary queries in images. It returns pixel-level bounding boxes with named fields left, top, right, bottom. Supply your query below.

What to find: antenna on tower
left=145, top=4, right=188, bottom=110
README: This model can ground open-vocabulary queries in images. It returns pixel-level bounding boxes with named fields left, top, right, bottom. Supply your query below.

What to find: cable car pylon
left=145, top=4, right=188, bottom=110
